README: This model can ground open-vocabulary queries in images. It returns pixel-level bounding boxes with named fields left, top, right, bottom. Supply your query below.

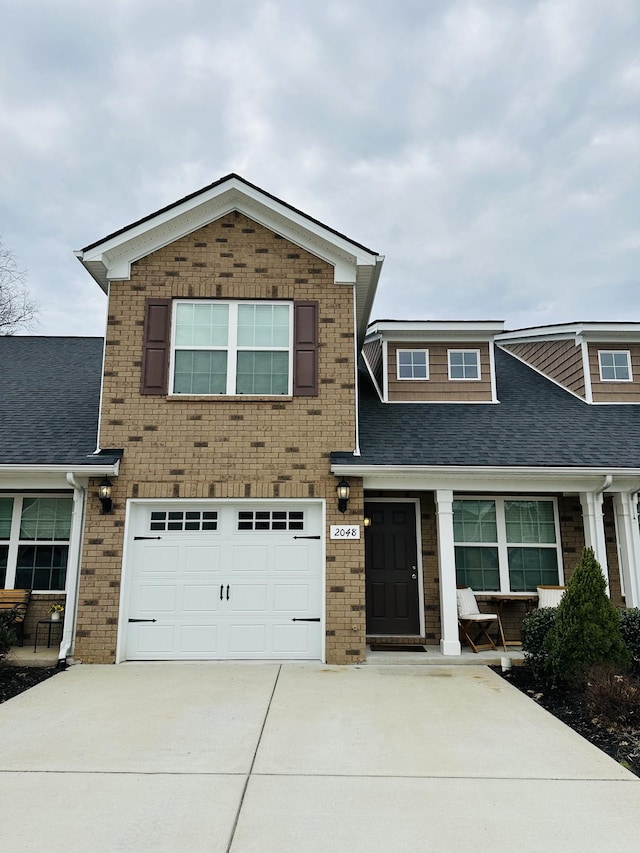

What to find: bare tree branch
left=0, top=238, right=38, bottom=334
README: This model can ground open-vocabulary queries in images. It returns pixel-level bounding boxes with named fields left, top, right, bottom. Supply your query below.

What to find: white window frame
left=0, top=494, right=72, bottom=593
left=170, top=300, right=294, bottom=396
left=396, top=349, right=429, bottom=380
left=453, top=496, right=563, bottom=592
left=598, top=350, right=632, bottom=382
left=448, top=349, right=481, bottom=381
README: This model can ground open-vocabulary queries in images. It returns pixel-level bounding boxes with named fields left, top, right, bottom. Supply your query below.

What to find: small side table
left=34, top=619, right=63, bottom=653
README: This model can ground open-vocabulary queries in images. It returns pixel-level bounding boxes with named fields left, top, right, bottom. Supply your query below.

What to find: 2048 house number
left=329, top=525, right=361, bottom=540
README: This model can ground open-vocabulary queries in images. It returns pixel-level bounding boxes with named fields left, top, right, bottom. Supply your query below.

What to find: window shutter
left=293, top=301, right=318, bottom=396
left=140, top=298, right=171, bottom=395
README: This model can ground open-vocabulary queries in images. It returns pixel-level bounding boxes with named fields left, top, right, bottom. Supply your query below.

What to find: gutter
left=59, top=473, right=88, bottom=664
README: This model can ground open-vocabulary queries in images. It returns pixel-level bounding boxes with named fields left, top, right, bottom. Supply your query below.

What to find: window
left=150, top=510, right=218, bottom=532
left=448, top=349, right=480, bottom=380
left=237, top=510, right=304, bottom=531
left=598, top=350, right=631, bottom=382
left=172, top=301, right=292, bottom=395
left=1, top=496, right=73, bottom=591
left=453, top=498, right=561, bottom=591
left=397, top=349, right=429, bottom=380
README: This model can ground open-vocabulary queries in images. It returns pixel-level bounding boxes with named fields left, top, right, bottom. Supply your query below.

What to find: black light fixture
left=336, top=479, right=350, bottom=514
left=98, top=478, right=113, bottom=514
left=364, top=516, right=372, bottom=528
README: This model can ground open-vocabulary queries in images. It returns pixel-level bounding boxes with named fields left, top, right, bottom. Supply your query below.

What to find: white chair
left=456, top=587, right=503, bottom=653
left=536, top=585, right=565, bottom=608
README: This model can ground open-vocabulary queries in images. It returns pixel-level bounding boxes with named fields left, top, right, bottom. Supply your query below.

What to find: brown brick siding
left=75, top=212, right=365, bottom=665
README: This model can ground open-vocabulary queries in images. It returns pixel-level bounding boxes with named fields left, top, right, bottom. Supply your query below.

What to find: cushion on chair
left=456, top=587, right=479, bottom=616
left=537, top=586, right=565, bottom=608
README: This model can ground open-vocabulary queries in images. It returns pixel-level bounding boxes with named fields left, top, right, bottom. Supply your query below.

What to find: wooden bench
left=0, top=589, right=31, bottom=646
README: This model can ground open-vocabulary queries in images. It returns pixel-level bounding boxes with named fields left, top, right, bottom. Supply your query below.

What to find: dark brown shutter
left=140, top=298, right=171, bottom=395
left=293, top=301, right=318, bottom=396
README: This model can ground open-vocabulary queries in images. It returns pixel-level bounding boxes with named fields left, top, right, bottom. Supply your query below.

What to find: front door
left=365, top=502, right=420, bottom=635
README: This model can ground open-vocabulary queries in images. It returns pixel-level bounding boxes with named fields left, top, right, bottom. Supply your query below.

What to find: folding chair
left=456, top=587, right=502, bottom=653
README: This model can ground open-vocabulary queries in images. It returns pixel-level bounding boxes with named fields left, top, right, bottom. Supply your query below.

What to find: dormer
left=497, top=323, right=640, bottom=404
left=363, top=320, right=504, bottom=403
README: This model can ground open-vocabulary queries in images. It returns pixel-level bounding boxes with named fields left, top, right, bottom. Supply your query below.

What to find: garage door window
left=238, top=510, right=304, bottom=531
left=150, top=510, right=218, bottom=532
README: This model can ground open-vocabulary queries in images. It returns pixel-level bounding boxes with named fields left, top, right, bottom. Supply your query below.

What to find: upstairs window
left=397, top=349, right=429, bottom=380
left=598, top=350, right=631, bottom=382
left=172, top=301, right=292, bottom=396
left=448, top=349, right=480, bottom=380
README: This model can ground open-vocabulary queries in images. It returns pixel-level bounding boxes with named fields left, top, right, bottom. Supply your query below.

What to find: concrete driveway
left=1, top=663, right=639, bottom=852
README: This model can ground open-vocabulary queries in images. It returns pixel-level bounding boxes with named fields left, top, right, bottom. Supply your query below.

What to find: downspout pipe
left=60, top=473, right=87, bottom=664
left=595, top=474, right=613, bottom=496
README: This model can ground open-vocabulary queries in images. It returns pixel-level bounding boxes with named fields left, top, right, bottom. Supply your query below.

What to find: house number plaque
left=330, top=525, right=361, bottom=540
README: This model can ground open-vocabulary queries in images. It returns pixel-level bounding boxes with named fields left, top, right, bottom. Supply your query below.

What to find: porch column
left=579, top=491, right=610, bottom=594
left=612, top=492, right=640, bottom=608
left=435, top=489, right=461, bottom=656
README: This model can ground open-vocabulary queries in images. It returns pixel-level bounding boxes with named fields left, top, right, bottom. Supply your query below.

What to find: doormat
left=369, top=644, right=427, bottom=652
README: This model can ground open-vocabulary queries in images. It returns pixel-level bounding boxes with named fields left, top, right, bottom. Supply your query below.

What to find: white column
left=579, top=491, right=610, bottom=594
left=612, top=492, right=640, bottom=608
left=436, top=489, right=461, bottom=656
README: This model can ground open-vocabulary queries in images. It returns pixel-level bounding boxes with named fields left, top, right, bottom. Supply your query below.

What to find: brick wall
left=74, top=211, right=365, bottom=664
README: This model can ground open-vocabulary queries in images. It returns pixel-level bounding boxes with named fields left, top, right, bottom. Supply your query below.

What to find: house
left=4, top=175, right=640, bottom=664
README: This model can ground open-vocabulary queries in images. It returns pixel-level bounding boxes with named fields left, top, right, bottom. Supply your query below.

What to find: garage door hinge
left=292, top=535, right=321, bottom=540
left=134, top=536, right=162, bottom=540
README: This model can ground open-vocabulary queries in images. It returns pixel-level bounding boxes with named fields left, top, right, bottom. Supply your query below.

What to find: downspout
left=60, top=473, right=87, bottom=663
left=595, top=474, right=613, bottom=496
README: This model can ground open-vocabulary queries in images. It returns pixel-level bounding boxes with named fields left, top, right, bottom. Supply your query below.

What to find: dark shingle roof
left=332, top=348, right=640, bottom=468
left=0, top=337, right=116, bottom=466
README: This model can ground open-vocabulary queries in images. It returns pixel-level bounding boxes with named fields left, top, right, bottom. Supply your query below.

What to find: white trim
left=116, top=497, right=326, bottom=664
left=396, top=349, right=430, bottom=381
left=579, top=491, right=610, bottom=593
left=353, top=285, right=361, bottom=456
left=447, top=348, right=481, bottom=381
left=362, top=346, right=384, bottom=402
left=435, top=489, right=461, bottom=656
left=382, top=339, right=389, bottom=403
left=598, top=349, right=633, bottom=382
left=497, top=322, right=640, bottom=344
left=368, top=320, right=504, bottom=338
left=364, top=498, right=425, bottom=637
left=581, top=339, right=593, bottom=404
left=59, top=474, right=87, bottom=661
left=489, top=341, right=498, bottom=402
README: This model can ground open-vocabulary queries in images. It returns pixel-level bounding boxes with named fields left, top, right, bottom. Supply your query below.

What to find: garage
left=121, top=500, right=323, bottom=661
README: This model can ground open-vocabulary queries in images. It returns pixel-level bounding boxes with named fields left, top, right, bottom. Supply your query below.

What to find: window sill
left=166, top=395, right=294, bottom=403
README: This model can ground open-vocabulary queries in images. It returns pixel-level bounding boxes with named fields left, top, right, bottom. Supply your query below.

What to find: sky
left=1, top=0, right=639, bottom=336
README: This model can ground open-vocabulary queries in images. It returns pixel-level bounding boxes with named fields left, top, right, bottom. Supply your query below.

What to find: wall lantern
left=98, top=478, right=113, bottom=514
left=336, top=479, right=350, bottom=514
left=363, top=516, right=372, bottom=528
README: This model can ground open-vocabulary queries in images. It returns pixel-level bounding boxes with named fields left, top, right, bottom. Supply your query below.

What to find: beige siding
left=363, top=338, right=383, bottom=395
left=75, top=211, right=366, bottom=665
left=589, top=344, right=640, bottom=403
left=501, top=340, right=585, bottom=398
left=386, top=342, right=494, bottom=401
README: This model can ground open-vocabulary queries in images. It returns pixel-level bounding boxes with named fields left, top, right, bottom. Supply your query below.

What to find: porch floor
left=365, top=645, right=524, bottom=667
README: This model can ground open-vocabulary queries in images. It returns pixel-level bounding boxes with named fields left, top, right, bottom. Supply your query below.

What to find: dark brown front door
left=365, top=502, right=420, bottom=635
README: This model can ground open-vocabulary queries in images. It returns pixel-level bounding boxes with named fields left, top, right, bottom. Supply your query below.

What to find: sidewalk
left=0, top=663, right=638, bottom=852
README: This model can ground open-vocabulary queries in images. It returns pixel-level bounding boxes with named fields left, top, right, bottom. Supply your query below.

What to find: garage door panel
left=125, top=502, right=323, bottom=660
left=182, top=585, right=222, bottom=612
left=184, top=545, right=222, bottom=574
left=180, top=624, right=219, bottom=653
left=136, top=584, right=178, bottom=612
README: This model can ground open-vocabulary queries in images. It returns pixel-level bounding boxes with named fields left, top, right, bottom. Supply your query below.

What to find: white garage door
left=123, top=501, right=323, bottom=661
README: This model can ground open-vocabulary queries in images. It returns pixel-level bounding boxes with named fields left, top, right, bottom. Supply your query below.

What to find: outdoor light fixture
left=98, top=478, right=113, bottom=514
left=363, top=516, right=371, bottom=528
left=336, top=479, right=350, bottom=514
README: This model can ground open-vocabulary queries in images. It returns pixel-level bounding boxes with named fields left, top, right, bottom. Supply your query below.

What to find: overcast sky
left=1, top=0, right=638, bottom=336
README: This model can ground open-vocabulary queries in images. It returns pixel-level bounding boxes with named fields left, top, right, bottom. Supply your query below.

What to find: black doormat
left=369, top=644, right=427, bottom=652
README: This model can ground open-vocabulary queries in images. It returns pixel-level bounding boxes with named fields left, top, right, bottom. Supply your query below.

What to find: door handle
left=220, top=585, right=223, bottom=600
left=412, top=566, right=417, bottom=580
left=226, top=584, right=230, bottom=600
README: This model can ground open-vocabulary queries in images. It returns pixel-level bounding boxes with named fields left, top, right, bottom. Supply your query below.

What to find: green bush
left=620, top=608, right=640, bottom=672
left=545, top=548, right=630, bottom=687
left=521, top=606, right=557, bottom=683
left=0, top=609, right=18, bottom=664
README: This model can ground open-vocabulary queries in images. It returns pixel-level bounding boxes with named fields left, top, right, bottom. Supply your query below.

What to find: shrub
left=521, top=606, right=557, bottom=683
left=0, top=609, right=18, bottom=664
left=620, top=608, right=640, bottom=672
left=545, top=548, right=630, bottom=687
left=585, top=663, right=640, bottom=729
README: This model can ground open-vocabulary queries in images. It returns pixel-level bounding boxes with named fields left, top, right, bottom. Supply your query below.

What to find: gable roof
left=0, top=337, right=120, bottom=468
left=76, top=173, right=384, bottom=346
left=331, top=347, right=640, bottom=471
